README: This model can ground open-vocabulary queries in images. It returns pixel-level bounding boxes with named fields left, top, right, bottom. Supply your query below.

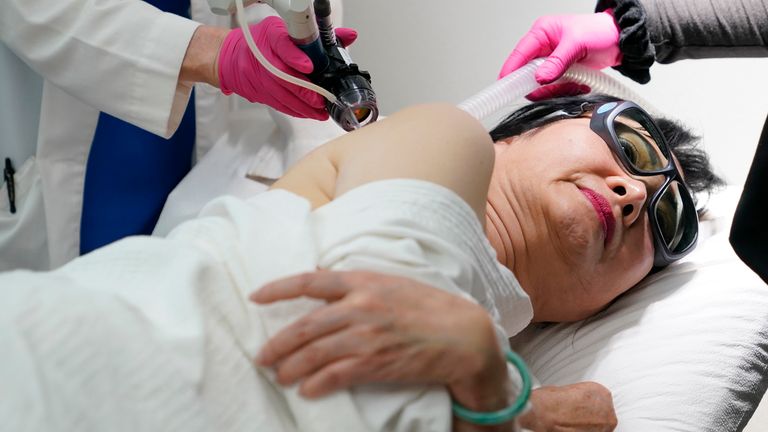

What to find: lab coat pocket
left=0, top=156, right=49, bottom=271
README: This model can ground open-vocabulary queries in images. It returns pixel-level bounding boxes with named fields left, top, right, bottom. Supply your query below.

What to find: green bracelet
left=451, top=349, right=532, bottom=426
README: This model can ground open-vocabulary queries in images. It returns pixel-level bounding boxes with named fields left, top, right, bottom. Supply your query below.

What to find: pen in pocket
left=4, top=158, right=16, bottom=214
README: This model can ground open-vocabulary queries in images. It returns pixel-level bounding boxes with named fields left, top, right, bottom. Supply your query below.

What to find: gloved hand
left=498, top=11, right=622, bottom=101
left=217, top=16, right=357, bottom=120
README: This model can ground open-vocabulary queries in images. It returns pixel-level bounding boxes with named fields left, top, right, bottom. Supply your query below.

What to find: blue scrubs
left=80, top=0, right=196, bottom=255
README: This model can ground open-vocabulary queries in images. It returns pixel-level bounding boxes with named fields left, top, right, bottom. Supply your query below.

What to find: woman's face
left=488, top=117, right=669, bottom=322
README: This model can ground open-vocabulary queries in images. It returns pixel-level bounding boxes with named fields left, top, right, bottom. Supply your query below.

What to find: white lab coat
left=0, top=0, right=344, bottom=271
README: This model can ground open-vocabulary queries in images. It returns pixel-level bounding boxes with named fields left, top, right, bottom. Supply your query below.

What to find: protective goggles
left=589, top=101, right=698, bottom=267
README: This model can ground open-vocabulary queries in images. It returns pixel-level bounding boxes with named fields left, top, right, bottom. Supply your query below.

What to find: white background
left=344, top=0, right=768, bottom=186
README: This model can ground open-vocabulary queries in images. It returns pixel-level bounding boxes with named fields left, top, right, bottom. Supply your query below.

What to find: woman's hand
left=250, top=270, right=507, bottom=400
left=520, top=382, right=618, bottom=431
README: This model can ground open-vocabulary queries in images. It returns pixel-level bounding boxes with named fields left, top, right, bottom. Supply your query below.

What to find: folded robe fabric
left=0, top=179, right=532, bottom=432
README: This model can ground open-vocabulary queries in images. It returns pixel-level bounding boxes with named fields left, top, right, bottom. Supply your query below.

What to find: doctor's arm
left=0, top=0, right=359, bottom=136
left=0, top=0, right=202, bottom=137
left=499, top=0, right=768, bottom=95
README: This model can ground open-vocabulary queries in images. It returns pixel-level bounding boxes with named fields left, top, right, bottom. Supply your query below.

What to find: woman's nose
left=606, top=176, right=648, bottom=227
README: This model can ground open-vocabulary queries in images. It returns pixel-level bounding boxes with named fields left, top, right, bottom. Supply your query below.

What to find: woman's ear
left=492, top=138, right=517, bottom=161
left=494, top=135, right=522, bottom=148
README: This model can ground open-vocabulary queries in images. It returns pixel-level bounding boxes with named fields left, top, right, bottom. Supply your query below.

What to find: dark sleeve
left=595, top=0, right=655, bottom=83
left=730, top=114, right=768, bottom=286
left=596, top=0, right=768, bottom=82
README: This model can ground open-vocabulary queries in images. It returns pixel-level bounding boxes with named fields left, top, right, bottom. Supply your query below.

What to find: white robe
left=0, top=179, right=532, bottom=431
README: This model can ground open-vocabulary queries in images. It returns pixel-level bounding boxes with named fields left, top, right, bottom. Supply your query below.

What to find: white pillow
left=510, top=187, right=768, bottom=431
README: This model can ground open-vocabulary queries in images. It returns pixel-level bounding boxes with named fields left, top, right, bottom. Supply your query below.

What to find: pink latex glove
left=218, top=16, right=358, bottom=120
left=498, top=11, right=622, bottom=101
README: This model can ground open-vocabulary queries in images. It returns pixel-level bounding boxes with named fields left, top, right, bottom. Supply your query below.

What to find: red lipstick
left=580, top=188, right=616, bottom=246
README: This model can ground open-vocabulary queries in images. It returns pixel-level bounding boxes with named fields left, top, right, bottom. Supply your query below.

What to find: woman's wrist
left=448, top=350, right=510, bottom=411
left=180, top=25, right=229, bottom=87
left=447, top=309, right=533, bottom=432
left=450, top=361, right=519, bottom=432
left=446, top=312, right=515, bottom=430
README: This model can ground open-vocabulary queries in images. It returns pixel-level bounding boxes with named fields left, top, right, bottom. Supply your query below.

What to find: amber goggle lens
left=614, top=109, right=696, bottom=254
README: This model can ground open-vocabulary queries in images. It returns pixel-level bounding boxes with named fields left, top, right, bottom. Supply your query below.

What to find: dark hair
left=489, top=94, right=725, bottom=212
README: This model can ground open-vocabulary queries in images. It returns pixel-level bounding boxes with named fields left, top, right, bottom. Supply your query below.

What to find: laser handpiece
left=208, top=0, right=379, bottom=131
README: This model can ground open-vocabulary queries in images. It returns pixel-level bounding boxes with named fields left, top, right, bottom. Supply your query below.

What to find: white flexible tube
left=458, top=58, right=660, bottom=124
left=457, top=61, right=540, bottom=122
left=234, top=0, right=338, bottom=103
left=561, top=64, right=659, bottom=116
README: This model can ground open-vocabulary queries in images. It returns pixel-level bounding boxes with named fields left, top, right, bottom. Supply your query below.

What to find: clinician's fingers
left=256, top=302, right=352, bottom=366
left=270, top=26, right=315, bottom=74
left=257, top=88, right=306, bottom=118
left=263, top=94, right=302, bottom=118
left=498, top=29, right=552, bottom=79
left=534, top=39, right=584, bottom=84
left=258, top=53, right=327, bottom=116
left=273, top=77, right=327, bottom=112
left=272, top=83, right=327, bottom=119
left=269, top=27, right=333, bottom=117
left=238, top=66, right=305, bottom=116
left=251, top=271, right=352, bottom=304
left=526, top=82, right=590, bottom=101
left=334, top=27, right=358, bottom=48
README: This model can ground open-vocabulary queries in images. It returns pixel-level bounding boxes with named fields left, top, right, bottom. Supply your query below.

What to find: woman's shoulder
left=329, top=103, right=495, bottom=222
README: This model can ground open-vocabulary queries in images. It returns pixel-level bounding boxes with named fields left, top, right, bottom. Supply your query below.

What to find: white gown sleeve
left=0, top=192, right=315, bottom=432
left=0, top=180, right=529, bottom=432
left=306, top=179, right=533, bottom=431
left=0, top=0, right=200, bottom=137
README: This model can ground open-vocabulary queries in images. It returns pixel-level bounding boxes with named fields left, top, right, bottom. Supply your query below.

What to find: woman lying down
left=0, top=95, right=721, bottom=431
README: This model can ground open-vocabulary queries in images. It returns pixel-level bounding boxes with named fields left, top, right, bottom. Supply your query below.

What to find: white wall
left=344, top=0, right=768, bottom=186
